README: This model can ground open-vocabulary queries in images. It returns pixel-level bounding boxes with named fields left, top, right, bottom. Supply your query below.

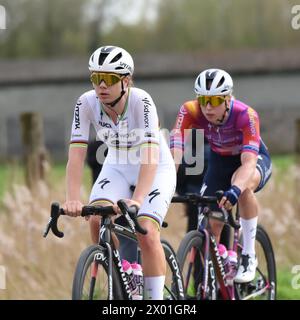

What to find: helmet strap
left=106, top=80, right=126, bottom=108
left=216, top=100, right=230, bottom=124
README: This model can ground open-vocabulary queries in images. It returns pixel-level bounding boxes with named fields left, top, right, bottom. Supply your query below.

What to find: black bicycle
left=173, top=192, right=276, bottom=300
left=44, top=200, right=184, bottom=300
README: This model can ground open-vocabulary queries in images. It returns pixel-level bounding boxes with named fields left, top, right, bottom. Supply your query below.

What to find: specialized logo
left=98, top=178, right=110, bottom=189
left=200, top=183, right=207, bottom=196
left=119, top=62, right=133, bottom=74
left=149, top=189, right=160, bottom=203
left=74, top=101, right=82, bottom=129
left=142, top=97, right=151, bottom=128
left=113, top=250, right=132, bottom=298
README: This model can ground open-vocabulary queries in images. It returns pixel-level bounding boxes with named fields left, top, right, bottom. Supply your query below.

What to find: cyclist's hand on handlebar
left=114, top=199, right=140, bottom=215
left=219, top=196, right=233, bottom=211
left=62, top=200, right=83, bottom=217
left=218, top=185, right=241, bottom=211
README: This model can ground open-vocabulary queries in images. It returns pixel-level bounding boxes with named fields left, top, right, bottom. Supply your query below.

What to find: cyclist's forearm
left=66, top=147, right=87, bottom=201
left=232, top=152, right=257, bottom=192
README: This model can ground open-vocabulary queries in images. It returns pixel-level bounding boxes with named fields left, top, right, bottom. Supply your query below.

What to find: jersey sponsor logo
left=247, top=108, right=257, bottom=137
left=99, top=121, right=112, bottom=128
left=142, top=97, right=152, bottom=128
left=176, top=114, right=184, bottom=129
left=148, top=188, right=160, bottom=203
left=145, top=131, right=155, bottom=138
left=98, top=178, right=110, bottom=189
left=179, top=105, right=188, bottom=115
left=74, top=100, right=82, bottom=129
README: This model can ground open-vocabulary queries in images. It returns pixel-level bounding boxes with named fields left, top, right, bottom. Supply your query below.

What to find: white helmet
left=194, top=68, right=233, bottom=96
left=88, top=46, right=134, bottom=75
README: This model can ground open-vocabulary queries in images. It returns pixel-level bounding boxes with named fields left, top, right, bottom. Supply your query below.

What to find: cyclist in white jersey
left=63, top=46, right=176, bottom=300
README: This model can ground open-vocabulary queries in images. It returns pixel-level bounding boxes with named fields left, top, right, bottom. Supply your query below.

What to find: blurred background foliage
left=0, top=0, right=299, bottom=59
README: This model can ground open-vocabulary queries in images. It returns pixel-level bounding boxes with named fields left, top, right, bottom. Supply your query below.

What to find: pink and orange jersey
left=170, top=98, right=261, bottom=156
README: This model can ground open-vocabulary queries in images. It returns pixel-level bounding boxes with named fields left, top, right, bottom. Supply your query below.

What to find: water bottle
left=226, top=250, right=238, bottom=282
left=217, top=244, right=230, bottom=273
left=131, top=262, right=143, bottom=300
left=218, top=245, right=238, bottom=285
left=122, top=259, right=137, bottom=297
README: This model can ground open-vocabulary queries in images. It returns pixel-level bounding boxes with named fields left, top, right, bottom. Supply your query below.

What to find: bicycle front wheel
left=72, top=244, right=124, bottom=300
left=177, top=230, right=217, bottom=300
left=235, top=225, right=276, bottom=300
left=161, top=239, right=185, bottom=300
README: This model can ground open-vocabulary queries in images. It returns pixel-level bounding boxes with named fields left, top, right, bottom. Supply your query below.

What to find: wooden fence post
left=296, top=119, right=300, bottom=159
left=20, top=112, right=48, bottom=190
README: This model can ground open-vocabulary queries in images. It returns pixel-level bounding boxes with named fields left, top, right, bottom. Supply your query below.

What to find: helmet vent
left=216, top=76, right=225, bottom=88
left=206, top=79, right=212, bottom=90
left=110, top=52, right=122, bottom=63
left=98, top=53, right=109, bottom=66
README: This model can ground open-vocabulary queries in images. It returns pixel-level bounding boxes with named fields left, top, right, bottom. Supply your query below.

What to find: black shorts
left=199, top=142, right=272, bottom=209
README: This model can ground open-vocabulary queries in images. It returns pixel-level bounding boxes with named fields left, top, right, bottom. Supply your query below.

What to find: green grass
left=0, top=162, right=92, bottom=202
left=0, top=164, right=7, bottom=200
left=277, top=269, right=300, bottom=300
left=271, top=154, right=295, bottom=172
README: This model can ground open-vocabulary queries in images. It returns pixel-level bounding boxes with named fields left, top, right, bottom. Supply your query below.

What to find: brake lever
left=44, top=202, right=65, bottom=238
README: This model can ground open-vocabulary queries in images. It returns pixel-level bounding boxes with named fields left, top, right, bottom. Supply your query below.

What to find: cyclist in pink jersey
left=170, top=69, right=272, bottom=283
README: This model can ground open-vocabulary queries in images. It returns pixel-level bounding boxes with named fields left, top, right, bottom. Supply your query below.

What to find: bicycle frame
left=196, top=208, right=240, bottom=300
left=95, top=216, right=134, bottom=300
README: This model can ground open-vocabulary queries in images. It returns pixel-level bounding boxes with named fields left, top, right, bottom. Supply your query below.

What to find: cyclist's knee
left=239, top=188, right=256, bottom=202
left=89, top=215, right=100, bottom=227
left=137, top=219, right=160, bottom=251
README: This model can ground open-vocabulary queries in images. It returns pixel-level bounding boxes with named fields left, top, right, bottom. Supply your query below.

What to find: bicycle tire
left=161, top=239, right=185, bottom=300
left=177, top=230, right=217, bottom=300
left=72, top=244, right=124, bottom=300
left=235, top=225, right=276, bottom=300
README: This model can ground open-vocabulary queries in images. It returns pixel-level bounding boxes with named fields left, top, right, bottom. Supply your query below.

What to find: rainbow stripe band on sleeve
left=140, top=142, right=159, bottom=149
left=138, top=214, right=161, bottom=231
left=70, top=141, right=88, bottom=148
left=89, top=199, right=114, bottom=206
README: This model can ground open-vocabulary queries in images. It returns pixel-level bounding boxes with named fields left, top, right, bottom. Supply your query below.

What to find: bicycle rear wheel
left=235, top=225, right=276, bottom=300
left=161, top=239, right=185, bottom=300
left=72, top=244, right=124, bottom=300
left=177, top=230, right=217, bottom=300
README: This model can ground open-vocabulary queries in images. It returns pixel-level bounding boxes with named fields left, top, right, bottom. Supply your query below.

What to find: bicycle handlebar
left=171, top=190, right=240, bottom=230
left=43, top=200, right=149, bottom=238
left=117, top=200, right=147, bottom=235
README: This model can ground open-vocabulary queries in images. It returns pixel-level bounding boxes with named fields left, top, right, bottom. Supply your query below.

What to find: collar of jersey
left=99, top=88, right=130, bottom=123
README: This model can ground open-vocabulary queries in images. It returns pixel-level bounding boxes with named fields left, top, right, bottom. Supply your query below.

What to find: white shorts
left=89, top=163, right=176, bottom=227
